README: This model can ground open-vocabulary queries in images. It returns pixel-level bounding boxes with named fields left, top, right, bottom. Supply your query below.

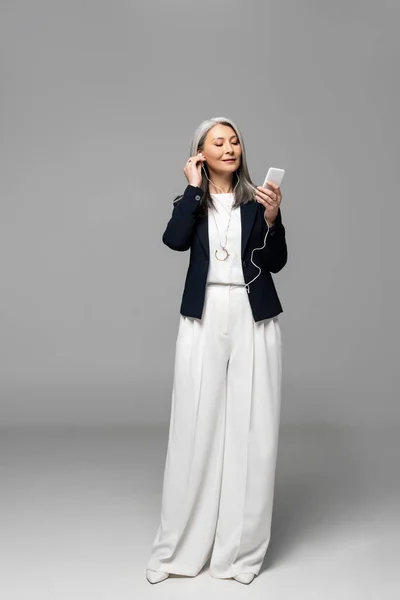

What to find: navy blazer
left=162, top=184, right=288, bottom=322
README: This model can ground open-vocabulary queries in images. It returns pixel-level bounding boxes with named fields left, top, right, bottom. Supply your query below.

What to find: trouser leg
left=146, top=284, right=231, bottom=576
left=209, top=285, right=283, bottom=578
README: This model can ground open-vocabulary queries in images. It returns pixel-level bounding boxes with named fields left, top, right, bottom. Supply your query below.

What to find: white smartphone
left=262, top=167, right=285, bottom=189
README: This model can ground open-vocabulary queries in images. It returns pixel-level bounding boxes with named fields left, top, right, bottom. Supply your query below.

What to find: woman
left=146, top=116, right=288, bottom=585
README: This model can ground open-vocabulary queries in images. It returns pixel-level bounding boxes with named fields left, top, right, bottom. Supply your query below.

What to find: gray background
left=0, top=1, right=399, bottom=598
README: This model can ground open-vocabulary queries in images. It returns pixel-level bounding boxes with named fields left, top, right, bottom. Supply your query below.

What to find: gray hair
left=188, top=116, right=257, bottom=215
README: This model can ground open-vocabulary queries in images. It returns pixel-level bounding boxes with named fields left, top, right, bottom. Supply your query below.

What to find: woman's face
left=200, top=124, right=242, bottom=174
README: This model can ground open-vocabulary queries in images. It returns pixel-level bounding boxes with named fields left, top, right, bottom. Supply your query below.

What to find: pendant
left=215, top=248, right=229, bottom=261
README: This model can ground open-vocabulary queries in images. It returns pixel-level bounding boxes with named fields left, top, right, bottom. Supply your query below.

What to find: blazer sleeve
left=162, top=185, right=204, bottom=251
left=260, top=205, right=288, bottom=273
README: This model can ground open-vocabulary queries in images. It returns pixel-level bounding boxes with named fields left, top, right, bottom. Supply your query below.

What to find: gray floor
left=0, top=421, right=398, bottom=600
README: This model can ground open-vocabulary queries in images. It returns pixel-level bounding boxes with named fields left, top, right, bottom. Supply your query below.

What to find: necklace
left=206, top=174, right=240, bottom=261
left=211, top=195, right=234, bottom=261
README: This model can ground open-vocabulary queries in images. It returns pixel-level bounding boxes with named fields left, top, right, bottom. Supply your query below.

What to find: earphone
left=246, top=215, right=270, bottom=294
left=200, top=163, right=270, bottom=295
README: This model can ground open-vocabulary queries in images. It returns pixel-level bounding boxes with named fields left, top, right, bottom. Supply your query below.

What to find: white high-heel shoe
left=233, top=572, right=255, bottom=584
left=146, top=569, right=170, bottom=584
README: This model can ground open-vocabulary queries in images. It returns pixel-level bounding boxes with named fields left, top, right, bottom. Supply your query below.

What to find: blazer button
left=243, top=260, right=248, bottom=267
left=195, top=195, right=201, bottom=201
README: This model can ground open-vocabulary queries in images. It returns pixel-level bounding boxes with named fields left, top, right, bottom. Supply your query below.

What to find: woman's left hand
left=255, top=182, right=282, bottom=226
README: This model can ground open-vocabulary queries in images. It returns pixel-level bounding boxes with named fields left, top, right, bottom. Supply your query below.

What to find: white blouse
left=206, top=193, right=246, bottom=285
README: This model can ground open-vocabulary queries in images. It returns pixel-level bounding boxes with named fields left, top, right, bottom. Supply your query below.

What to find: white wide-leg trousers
left=146, top=283, right=283, bottom=579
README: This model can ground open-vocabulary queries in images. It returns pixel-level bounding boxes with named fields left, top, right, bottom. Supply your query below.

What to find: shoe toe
left=233, top=572, right=255, bottom=584
left=146, top=569, right=170, bottom=584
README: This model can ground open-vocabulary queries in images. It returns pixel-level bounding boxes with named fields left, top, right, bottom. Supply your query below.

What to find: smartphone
left=262, top=167, right=285, bottom=190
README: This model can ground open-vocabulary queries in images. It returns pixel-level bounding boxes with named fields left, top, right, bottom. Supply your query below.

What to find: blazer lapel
left=240, top=201, right=259, bottom=258
left=195, top=200, right=258, bottom=259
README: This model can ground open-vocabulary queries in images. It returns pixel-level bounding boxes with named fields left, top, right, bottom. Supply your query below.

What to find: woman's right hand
left=183, top=152, right=206, bottom=188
